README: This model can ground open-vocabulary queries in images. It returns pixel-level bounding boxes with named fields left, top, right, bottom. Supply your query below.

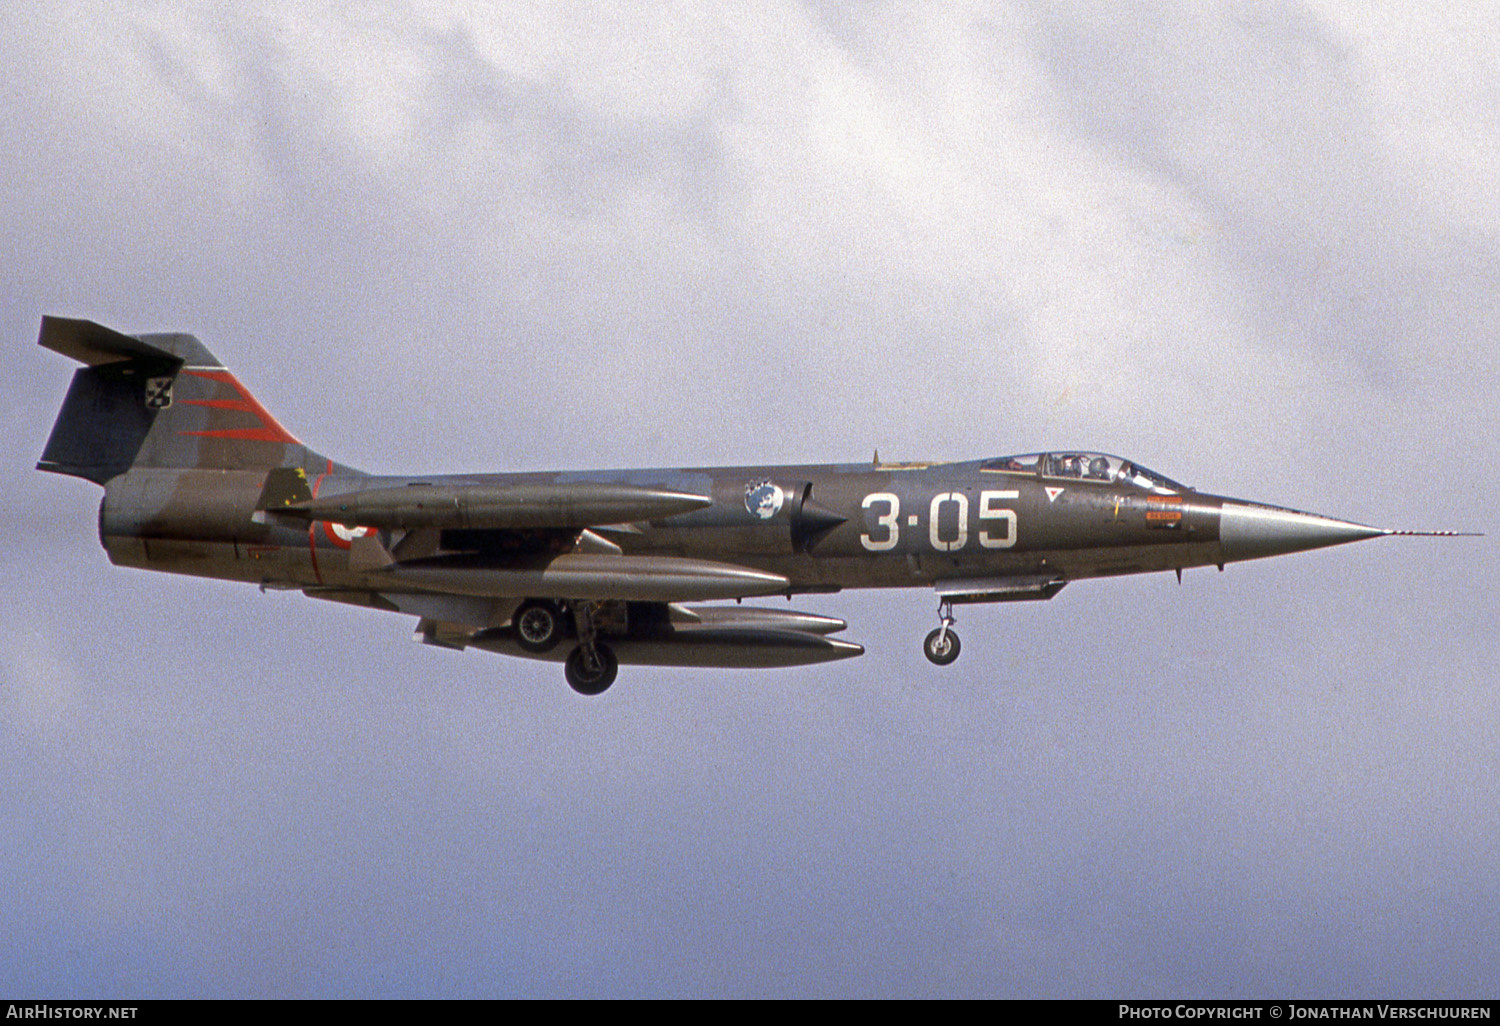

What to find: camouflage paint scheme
left=39, top=317, right=1451, bottom=695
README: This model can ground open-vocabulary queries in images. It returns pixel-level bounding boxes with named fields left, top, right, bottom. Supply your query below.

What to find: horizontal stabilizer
left=278, top=481, right=712, bottom=530
left=39, top=316, right=182, bottom=367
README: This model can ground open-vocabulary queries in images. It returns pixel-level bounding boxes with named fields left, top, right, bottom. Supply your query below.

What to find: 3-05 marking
left=862, top=492, right=901, bottom=552
left=861, top=490, right=1018, bottom=552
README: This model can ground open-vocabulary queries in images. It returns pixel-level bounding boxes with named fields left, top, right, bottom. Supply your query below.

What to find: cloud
left=3, top=0, right=1498, bottom=997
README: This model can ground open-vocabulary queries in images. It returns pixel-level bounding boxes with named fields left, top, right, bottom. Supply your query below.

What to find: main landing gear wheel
left=923, top=627, right=961, bottom=666
left=565, top=643, right=618, bottom=696
left=514, top=600, right=564, bottom=653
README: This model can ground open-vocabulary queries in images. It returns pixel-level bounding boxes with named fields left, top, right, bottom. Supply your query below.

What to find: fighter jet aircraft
left=36, top=316, right=1472, bottom=695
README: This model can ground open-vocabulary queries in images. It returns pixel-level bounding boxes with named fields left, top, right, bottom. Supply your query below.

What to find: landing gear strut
left=923, top=599, right=961, bottom=666
left=563, top=601, right=618, bottom=695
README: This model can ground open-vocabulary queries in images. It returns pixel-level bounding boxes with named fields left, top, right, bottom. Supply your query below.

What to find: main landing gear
left=513, top=599, right=564, bottom=653
left=510, top=598, right=619, bottom=695
left=923, top=599, right=961, bottom=666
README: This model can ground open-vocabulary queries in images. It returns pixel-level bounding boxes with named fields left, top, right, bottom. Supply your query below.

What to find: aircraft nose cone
left=1219, top=501, right=1387, bottom=563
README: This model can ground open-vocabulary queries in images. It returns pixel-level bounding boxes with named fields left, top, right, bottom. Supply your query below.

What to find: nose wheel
left=923, top=601, right=961, bottom=666
left=563, top=601, right=618, bottom=695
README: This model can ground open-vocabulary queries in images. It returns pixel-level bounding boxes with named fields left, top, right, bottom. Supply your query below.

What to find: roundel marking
left=745, top=481, right=785, bottom=520
left=320, top=521, right=373, bottom=550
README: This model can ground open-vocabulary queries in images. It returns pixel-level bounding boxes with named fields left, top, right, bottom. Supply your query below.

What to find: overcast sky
left=3, top=0, right=1497, bottom=998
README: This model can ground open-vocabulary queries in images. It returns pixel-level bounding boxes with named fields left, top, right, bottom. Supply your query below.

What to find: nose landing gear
left=923, top=600, right=961, bottom=666
left=563, top=601, right=618, bottom=695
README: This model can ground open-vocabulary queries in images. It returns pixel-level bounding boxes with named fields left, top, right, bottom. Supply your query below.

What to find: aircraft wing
left=303, top=585, right=864, bottom=669
left=278, top=470, right=862, bottom=670
left=266, top=468, right=800, bottom=602
left=463, top=608, right=865, bottom=669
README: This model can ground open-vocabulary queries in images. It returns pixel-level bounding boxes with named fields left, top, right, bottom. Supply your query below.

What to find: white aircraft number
left=860, top=490, right=1018, bottom=552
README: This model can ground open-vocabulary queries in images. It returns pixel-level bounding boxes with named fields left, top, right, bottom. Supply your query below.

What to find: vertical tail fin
left=37, top=316, right=313, bottom=484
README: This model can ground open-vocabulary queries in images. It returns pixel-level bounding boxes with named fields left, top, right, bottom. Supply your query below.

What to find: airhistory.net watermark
left=6, top=1007, right=137, bottom=1020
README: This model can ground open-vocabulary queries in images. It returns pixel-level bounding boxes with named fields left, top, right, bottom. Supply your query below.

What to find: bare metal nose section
left=1218, top=502, right=1388, bottom=563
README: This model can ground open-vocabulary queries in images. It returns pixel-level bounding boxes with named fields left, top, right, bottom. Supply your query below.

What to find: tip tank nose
left=1218, top=502, right=1387, bottom=563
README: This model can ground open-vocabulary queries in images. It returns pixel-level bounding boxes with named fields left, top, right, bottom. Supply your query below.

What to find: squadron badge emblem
left=744, top=481, right=784, bottom=520
left=144, top=377, right=174, bottom=409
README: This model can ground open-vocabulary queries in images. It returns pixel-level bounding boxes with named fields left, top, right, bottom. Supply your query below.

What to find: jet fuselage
left=41, top=316, right=1441, bottom=694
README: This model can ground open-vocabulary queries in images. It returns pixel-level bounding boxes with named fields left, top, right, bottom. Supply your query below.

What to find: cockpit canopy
left=979, top=452, right=1187, bottom=494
